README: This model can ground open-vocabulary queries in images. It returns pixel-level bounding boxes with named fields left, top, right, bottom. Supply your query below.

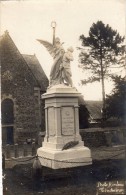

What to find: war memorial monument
left=37, top=22, right=92, bottom=169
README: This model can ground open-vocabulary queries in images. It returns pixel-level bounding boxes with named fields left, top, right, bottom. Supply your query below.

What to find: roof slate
left=1, top=31, right=49, bottom=92
left=22, top=54, right=49, bottom=91
left=85, top=101, right=102, bottom=119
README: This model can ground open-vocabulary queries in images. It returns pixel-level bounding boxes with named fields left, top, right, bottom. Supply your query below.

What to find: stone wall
left=1, top=32, right=42, bottom=143
left=80, top=129, right=106, bottom=147
left=40, top=98, right=46, bottom=130
left=80, top=127, right=125, bottom=148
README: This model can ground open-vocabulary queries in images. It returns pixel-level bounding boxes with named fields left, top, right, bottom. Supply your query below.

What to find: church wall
left=1, top=33, right=42, bottom=144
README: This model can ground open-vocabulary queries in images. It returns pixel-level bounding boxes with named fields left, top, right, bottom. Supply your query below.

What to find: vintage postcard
left=0, top=0, right=125, bottom=194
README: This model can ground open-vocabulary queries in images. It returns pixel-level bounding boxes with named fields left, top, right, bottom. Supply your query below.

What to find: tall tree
left=106, top=76, right=126, bottom=124
left=78, top=21, right=124, bottom=119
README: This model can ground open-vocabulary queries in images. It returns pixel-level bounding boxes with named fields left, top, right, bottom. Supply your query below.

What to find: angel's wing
left=37, top=39, right=57, bottom=58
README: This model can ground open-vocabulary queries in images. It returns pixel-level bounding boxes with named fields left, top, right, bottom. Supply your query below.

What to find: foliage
left=78, top=21, right=125, bottom=119
left=105, top=76, right=126, bottom=123
left=79, top=21, right=125, bottom=84
left=79, top=104, right=90, bottom=128
left=62, top=141, right=79, bottom=150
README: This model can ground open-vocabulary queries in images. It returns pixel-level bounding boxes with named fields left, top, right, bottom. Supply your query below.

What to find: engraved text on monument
left=61, top=107, right=75, bottom=135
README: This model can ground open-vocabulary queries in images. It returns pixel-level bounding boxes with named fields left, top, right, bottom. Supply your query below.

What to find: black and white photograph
left=0, top=0, right=126, bottom=194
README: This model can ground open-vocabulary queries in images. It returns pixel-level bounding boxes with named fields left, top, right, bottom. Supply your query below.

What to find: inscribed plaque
left=61, top=107, right=75, bottom=135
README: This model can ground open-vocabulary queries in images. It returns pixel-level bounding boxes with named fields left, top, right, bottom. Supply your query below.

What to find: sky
left=0, top=0, right=125, bottom=100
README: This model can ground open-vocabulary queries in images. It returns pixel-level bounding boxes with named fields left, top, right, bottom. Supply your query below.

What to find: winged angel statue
left=37, top=37, right=74, bottom=87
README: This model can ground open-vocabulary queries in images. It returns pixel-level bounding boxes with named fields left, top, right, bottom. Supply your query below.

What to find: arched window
left=2, top=99, right=14, bottom=125
left=1, top=99, right=14, bottom=144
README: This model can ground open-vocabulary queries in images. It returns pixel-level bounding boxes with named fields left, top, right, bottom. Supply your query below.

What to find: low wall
left=80, top=129, right=106, bottom=147
left=80, top=127, right=125, bottom=148
left=37, top=127, right=125, bottom=148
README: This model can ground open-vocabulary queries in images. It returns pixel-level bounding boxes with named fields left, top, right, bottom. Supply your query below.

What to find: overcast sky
left=1, top=0, right=125, bottom=100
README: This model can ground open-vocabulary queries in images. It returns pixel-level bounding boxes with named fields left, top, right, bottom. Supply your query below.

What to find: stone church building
left=1, top=31, right=49, bottom=145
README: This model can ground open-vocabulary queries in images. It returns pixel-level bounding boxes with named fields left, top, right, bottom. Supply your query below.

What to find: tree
left=105, top=76, right=126, bottom=124
left=79, top=104, right=90, bottom=129
left=78, top=21, right=125, bottom=119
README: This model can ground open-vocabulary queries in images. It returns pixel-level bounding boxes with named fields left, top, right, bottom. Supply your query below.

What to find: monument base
left=37, top=146, right=92, bottom=169
left=37, top=84, right=92, bottom=169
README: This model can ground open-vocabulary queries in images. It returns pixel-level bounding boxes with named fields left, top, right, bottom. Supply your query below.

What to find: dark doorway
left=2, top=99, right=14, bottom=144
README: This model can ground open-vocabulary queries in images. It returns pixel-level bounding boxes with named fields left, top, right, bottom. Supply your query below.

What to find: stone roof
left=85, top=101, right=102, bottom=119
left=78, top=96, right=102, bottom=119
left=1, top=31, right=49, bottom=92
left=22, top=54, right=49, bottom=91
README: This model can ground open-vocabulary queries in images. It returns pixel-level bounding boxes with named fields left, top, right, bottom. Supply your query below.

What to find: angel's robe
left=61, top=50, right=74, bottom=87
left=50, top=45, right=65, bottom=86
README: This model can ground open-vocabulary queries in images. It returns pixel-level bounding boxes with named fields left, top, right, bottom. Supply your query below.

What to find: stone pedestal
left=37, top=84, right=92, bottom=169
